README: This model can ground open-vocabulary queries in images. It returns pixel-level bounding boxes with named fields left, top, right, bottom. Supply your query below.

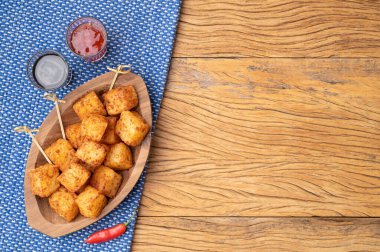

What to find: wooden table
left=133, top=1, right=380, bottom=251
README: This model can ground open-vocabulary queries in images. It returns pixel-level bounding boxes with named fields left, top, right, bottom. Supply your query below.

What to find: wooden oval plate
left=24, top=71, right=152, bottom=237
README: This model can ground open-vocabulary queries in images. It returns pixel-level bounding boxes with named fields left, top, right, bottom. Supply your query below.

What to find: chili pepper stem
left=123, top=207, right=138, bottom=226
left=123, top=219, right=132, bottom=226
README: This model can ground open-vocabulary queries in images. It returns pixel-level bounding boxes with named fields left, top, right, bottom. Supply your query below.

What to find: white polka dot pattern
left=0, top=0, right=181, bottom=251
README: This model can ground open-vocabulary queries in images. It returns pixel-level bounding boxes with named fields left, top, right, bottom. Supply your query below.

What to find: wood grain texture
left=25, top=72, right=152, bottom=237
left=139, top=58, right=380, bottom=217
left=133, top=217, right=380, bottom=252
left=134, top=1, right=380, bottom=249
left=173, top=0, right=380, bottom=57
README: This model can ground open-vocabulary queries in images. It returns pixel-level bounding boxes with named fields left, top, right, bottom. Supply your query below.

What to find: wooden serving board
left=24, top=71, right=152, bottom=237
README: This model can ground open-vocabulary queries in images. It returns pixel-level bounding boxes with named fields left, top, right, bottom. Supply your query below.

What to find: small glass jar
left=66, top=17, right=107, bottom=62
left=27, top=50, right=72, bottom=90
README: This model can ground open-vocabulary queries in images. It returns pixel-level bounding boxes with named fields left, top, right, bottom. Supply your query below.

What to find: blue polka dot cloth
left=0, top=0, right=181, bottom=251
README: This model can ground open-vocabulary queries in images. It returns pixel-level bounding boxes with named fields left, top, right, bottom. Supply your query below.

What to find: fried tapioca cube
left=45, top=138, right=78, bottom=172
left=101, top=117, right=121, bottom=145
left=75, top=186, right=107, bottom=218
left=76, top=140, right=108, bottom=167
left=81, top=114, right=108, bottom=142
left=103, top=86, right=138, bottom=115
left=49, top=187, right=79, bottom=222
left=90, top=166, right=122, bottom=198
left=29, top=164, right=60, bottom=197
left=104, top=142, right=133, bottom=170
left=73, top=91, right=106, bottom=120
left=76, top=160, right=97, bottom=173
left=115, top=111, right=149, bottom=147
left=57, top=163, right=91, bottom=193
left=65, top=123, right=82, bottom=149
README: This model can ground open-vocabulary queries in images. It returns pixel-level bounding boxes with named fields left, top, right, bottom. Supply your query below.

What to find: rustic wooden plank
left=140, top=58, right=380, bottom=217
left=173, top=0, right=380, bottom=57
left=133, top=217, right=380, bottom=251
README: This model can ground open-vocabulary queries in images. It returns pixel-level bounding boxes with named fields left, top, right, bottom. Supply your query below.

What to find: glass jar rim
left=26, top=50, right=72, bottom=91
left=65, top=16, right=108, bottom=58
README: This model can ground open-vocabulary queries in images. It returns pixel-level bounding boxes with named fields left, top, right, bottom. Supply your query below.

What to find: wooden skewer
left=14, top=126, right=52, bottom=164
left=107, top=65, right=132, bottom=90
left=43, top=93, right=66, bottom=140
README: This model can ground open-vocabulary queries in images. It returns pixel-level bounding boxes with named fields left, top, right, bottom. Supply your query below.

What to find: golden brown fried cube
left=45, top=139, right=78, bottom=172
left=101, top=117, right=121, bottom=145
left=76, top=140, right=108, bottom=167
left=65, top=123, right=82, bottom=148
left=103, top=86, right=138, bottom=115
left=76, top=160, right=97, bottom=173
left=73, top=91, right=107, bottom=120
left=81, top=114, right=108, bottom=142
left=29, top=164, right=60, bottom=197
left=104, top=143, right=133, bottom=170
left=75, top=186, right=107, bottom=218
left=90, top=166, right=122, bottom=198
left=115, top=111, right=150, bottom=146
left=57, top=163, right=91, bottom=193
left=49, top=187, right=79, bottom=222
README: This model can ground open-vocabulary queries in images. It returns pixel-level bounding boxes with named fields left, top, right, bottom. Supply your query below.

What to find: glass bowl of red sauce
left=66, top=17, right=107, bottom=62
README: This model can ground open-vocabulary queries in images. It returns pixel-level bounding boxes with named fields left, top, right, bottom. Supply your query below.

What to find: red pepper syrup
left=70, top=23, right=105, bottom=57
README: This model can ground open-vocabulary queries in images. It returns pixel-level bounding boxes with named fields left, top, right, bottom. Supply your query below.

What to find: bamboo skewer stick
left=14, top=126, right=52, bottom=164
left=43, top=93, right=66, bottom=140
left=107, top=65, right=132, bottom=90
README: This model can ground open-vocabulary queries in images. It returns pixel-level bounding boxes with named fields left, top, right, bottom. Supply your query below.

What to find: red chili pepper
left=85, top=208, right=138, bottom=244
left=85, top=223, right=127, bottom=244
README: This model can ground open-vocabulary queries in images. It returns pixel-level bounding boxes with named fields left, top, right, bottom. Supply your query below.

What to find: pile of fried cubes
left=29, top=85, right=149, bottom=221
